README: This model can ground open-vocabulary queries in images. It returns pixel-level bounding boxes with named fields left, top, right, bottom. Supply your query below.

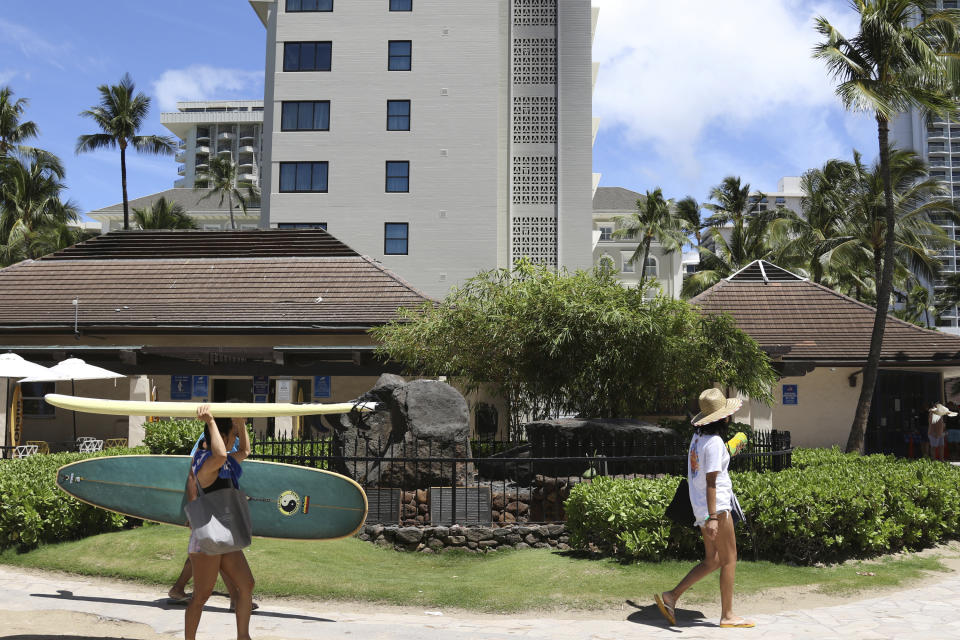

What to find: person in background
left=655, top=389, right=754, bottom=629
left=929, top=403, right=955, bottom=461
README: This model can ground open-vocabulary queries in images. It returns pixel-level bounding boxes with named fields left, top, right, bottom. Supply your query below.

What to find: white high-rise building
left=160, top=101, right=265, bottom=189
left=249, top=0, right=596, bottom=298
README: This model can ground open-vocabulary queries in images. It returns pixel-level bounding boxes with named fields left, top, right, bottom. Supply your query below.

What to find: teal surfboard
left=56, top=456, right=368, bottom=540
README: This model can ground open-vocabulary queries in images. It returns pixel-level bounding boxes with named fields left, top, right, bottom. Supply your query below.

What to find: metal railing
left=249, top=429, right=792, bottom=525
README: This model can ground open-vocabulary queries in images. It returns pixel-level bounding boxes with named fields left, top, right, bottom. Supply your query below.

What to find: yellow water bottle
left=727, top=432, right=747, bottom=456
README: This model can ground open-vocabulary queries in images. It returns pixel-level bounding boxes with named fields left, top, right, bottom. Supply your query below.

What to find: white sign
left=276, top=379, right=293, bottom=403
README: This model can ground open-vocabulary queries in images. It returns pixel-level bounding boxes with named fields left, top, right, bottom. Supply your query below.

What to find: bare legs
left=171, top=556, right=242, bottom=607
left=660, top=513, right=752, bottom=626
left=184, top=551, right=254, bottom=640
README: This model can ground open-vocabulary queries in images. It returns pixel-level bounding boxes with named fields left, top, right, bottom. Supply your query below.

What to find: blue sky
left=1, top=0, right=879, bottom=218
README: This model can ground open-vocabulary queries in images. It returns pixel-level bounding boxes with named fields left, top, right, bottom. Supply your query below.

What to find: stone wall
left=357, top=523, right=570, bottom=553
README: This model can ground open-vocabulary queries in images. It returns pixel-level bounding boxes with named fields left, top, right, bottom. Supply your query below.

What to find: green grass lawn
left=0, top=524, right=953, bottom=613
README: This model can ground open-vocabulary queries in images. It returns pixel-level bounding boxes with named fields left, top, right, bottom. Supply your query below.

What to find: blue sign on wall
left=171, top=375, right=191, bottom=400
left=192, top=375, right=209, bottom=398
left=253, top=376, right=269, bottom=396
left=254, top=395, right=268, bottom=404
left=782, top=384, right=798, bottom=405
left=313, top=375, right=331, bottom=398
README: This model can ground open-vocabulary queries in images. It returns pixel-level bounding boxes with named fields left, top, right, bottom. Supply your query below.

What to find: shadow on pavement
left=31, top=590, right=334, bottom=623
left=624, top=598, right=714, bottom=632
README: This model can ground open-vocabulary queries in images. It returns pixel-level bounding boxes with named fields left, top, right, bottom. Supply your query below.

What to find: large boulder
left=524, top=418, right=681, bottom=477
left=333, top=377, right=472, bottom=487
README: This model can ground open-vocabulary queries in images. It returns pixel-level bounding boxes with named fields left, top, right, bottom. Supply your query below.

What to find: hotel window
left=597, top=254, right=615, bottom=271
left=283, top=42, right=332, bottom=72
left=387, top=100, right=411, bottom=130
left=385, top=223, right=409, bottom=255
left=644, top=257, right=659, bottom=278
left=281, top=101, right=331, bottom=131
left=390, top=0, right=412, bottom=10
left=286, top=0, right=333, bottom=11
left=388, top=41, right=412, bottom=70
left=386, top=161, right=410, bottom=192
left=277, top=222, right=328, bottom=230
left=598, top=225, right=613, bottom=241
left=620, top=252, right=635, bottom=274
left=22, top=381, right=55, bottom=418
left=279, top=161, right=329, bottom=192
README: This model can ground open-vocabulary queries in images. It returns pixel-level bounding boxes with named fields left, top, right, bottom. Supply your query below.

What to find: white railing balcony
left=195, top=145, right=210, bottom=155
left=195, top=162, right=209, bottom=171
left=240, top=172, right=256, bottom=182
left=196, top=133, right=210, bottom=142
left=175, top=151, right=186, bottom=163
left=217, top=131, right=234, bottom=141
left=238, top=145, right=255, bottom=154
left=929, top=147, right=949, bottom=154
left=217, top=148, right=233, bottom=156
left=177, top=165, right=186, bottom=176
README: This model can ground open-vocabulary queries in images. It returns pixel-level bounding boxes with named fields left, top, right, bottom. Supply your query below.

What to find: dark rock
left=545, top=524, right=565, bottom=537
left=478, top=540, right=498, bottom=548
left=557, top=542, right=571, bottom=551
left=431, top=526, right=449, bottom=538
left=358, top=533, right=371, bottom=542
left=381, top=527, right=398, bottom=541
left=475, top=443, right=533, bottom=484
left=504, top=534, right=522, bottom=545
left=525, top=418, right=680, bottom=476
left=466, top=541, right=478, bottom=549
left=491, top=494, right=506, bottom=511
left=514, top=542, right=531, bottom=550
left=402, top=504, right=418, bottom=519
left=427, top=538, right=445, bottom=551
left=447, top=535, right=466, bottom=545
left=534, top=542, right=551, bottom=549
left=418, top=503, right=429, bottom=515
left=395, top=527, right=423, bottom=545
left=330, top=375, right=407, bottom=484
left=506, top=501, right=529, bottom=515
left=524, top=533, right=538, bottom=545
left=464, top=528, right=493, bottom=543
left=375, top=536, right=391, bottom=547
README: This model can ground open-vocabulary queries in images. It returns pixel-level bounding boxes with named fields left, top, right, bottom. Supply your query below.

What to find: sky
left=0, top=0, right=879, bottom=218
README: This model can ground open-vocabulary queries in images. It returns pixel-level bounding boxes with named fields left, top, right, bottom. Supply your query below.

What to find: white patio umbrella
left=0, top=353, right=54, bottom=448
left=20, top=357, right=126, bottom=443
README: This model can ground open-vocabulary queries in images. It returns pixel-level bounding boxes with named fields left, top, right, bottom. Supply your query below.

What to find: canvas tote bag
left=184, top=475, right=252, bottom=555
left=664, top=477, right=695, bottom=526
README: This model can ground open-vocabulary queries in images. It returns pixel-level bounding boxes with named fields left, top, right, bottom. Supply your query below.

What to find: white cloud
left=0, top=70, right=16, bottom=85
left=591, top=0, right=862, bottom=182
left=152, top=66, right=263, bottom=111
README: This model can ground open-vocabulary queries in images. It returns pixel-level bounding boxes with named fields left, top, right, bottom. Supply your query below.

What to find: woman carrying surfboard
left=185, top=404, right=255, bottom=640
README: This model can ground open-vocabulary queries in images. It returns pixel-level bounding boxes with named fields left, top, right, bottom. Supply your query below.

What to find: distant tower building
left=160, top=101, right=265, bottom=189
left=248, top=0, right=596, bottom=298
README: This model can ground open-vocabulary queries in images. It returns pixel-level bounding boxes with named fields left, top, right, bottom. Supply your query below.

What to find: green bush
left=565, top=448, right=960, bottom=564
left=142, top=419, right=204, bottom=455
left=0, top=447, right=150, bottom=552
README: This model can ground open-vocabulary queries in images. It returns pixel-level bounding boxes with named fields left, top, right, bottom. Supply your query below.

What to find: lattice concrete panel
left=513, top=96, right=557, bottom=144
left=513, top=0, right=557, bottom=27
left=512, top=216, right=558, bottom=268
left=512, top=156, right=557, bottom=205
left=512, top=38, right=557, bottom=85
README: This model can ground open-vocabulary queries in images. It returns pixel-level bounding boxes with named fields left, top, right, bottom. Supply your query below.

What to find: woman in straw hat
left=929, top=403, right=956, bottom=461
left=654, top=388, right=754, bottom=629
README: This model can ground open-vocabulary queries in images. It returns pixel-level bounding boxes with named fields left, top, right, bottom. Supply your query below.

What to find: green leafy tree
left=0, top=85, right=39, bottom=158
left=0, top=153, right=79, bottom=265
left=814, top=0, right=960, bottom=453
left=372, top=260, right=777, bottom=437
left=132, top=196, right=198, bottom=230
left=76, top=73, right=175, bottom=231
left=194, top=156, right=259, bottom=231
left=612, top=188, right=688, bottom=283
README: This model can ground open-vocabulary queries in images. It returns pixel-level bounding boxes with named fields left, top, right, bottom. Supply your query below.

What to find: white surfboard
left=44, top=394, right=377, bottom=418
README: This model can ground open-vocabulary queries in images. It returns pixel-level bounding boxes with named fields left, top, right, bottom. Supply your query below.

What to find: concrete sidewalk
left=2, top=565, right=960, bottom=639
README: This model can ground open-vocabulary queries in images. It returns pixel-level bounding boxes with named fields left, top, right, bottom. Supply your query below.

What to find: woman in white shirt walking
left=654, top=388, right=754, bottom=629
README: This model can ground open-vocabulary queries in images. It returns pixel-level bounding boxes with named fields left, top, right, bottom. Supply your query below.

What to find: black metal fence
left=249, top=429, right=792, bottom=526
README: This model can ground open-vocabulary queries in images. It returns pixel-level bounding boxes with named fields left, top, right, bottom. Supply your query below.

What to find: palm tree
left=0, top=85, right=39, bottom=158
left=194, top=156, right=259, bottom=230
left=814, top=1, right=960, bottom=453
left=676, top=195, right=704, bottom=251
left=612, top=188, right=688, bottom=283
left=76, top=74, right=175, bottom=231
left=0, top=153, right=79, bottom=265
left=132, top=197, right=198, bottom=230
left=825, top=150, right=959, bottom=302
left=703, top=176, right=754, bottom=228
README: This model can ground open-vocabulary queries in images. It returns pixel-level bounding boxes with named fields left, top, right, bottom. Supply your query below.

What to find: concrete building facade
left=250, top=0, right=596, bottom=298
left=161, top=101, right=265, bottom=190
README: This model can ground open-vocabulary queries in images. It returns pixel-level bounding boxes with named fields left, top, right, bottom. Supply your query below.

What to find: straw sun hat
left=691, top=388, right=743, bottom=426
left=931, top=403, right=958, bottom=417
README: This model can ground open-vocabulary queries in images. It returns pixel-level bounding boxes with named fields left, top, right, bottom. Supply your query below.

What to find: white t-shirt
left=687, top=432, right=732, bottom=525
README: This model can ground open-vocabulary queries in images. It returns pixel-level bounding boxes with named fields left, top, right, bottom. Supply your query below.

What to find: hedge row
left=0, top=447, right=150, bottom=552
left=565, top=448, right=960, bottom=565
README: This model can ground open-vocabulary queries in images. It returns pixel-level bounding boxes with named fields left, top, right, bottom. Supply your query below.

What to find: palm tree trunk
left=228, top=192, right=235, bottom=230
left=640, top=238, right=652, bottom=285
left=847, top=118, right=897, bottom=454
left=120, top=144, right=129, bottom=231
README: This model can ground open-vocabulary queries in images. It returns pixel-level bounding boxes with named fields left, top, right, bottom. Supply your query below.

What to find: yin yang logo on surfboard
left=278, top=490, right=300, bottom=516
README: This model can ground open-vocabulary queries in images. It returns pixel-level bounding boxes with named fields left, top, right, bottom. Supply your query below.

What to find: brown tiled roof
left=0, top=230, right=432, bottom=330
left=691, top=268, right=960, bottom=365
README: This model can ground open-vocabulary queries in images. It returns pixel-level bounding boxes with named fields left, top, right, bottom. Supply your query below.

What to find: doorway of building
left=212, top=378, right=253, bottom=403
left=866, top=370, right=941, bottom=456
